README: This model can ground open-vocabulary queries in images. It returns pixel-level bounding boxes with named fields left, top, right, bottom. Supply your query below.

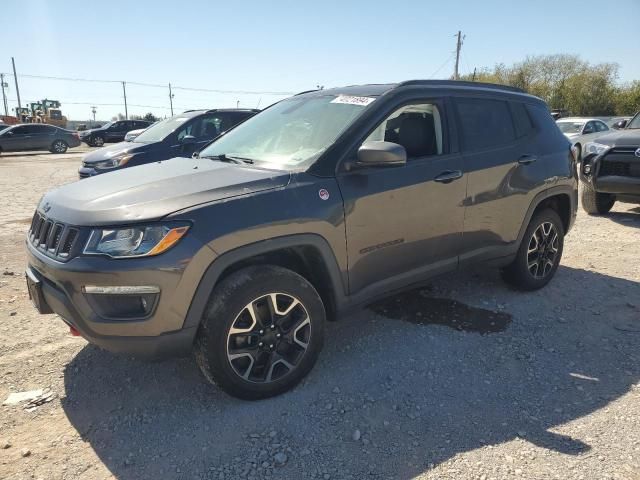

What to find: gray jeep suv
left=25, top=81, right=578, bottom=399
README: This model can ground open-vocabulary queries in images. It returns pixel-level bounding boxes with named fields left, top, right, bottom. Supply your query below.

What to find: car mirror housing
left=613, top=120, right=628, bottom=129
left=180, top=135, right=197, bottom=145
left=357, top=141, right=407, bottom=167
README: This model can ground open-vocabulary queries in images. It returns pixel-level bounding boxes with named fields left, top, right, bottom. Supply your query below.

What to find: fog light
left=82, top=285, right=160, bottom=320
left=583, top=164, right=592, bottom=175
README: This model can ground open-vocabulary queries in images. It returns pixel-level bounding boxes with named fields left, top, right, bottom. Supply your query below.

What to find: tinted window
left=31, top=124, right=56, bottom=133
left=455, top=98, right=516, bottom=150
left=583, top=121, right=595, bottom=134
left=510, top=102, right=534, bottom=138
left=13, top=125, right=40, bottom=134
left=595, top=121, right=609, bottom=132
left=365, top=103, right=444, bottom=158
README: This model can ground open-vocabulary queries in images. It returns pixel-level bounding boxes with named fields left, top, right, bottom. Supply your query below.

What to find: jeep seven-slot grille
left=29, top=211, right=80, bottom=261
left=600, top=148, right=640, bottom=178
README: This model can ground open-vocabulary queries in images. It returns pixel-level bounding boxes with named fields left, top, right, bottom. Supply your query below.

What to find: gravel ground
left=0, top=154, right=639, bottom=480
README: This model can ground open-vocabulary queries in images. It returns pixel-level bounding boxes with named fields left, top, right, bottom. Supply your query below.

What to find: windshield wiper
left=200, top=154, right=254, bottom=164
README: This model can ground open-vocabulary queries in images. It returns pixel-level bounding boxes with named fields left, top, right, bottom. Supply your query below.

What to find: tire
left=501, top=208, right=564, bottom=291
left=580, top=181, right=615, bottom=215
left=50, top=139, right=68, bottom=154
left=195, top=265, right=325, bottom=400
left=92, top=136, right=105, bottom=147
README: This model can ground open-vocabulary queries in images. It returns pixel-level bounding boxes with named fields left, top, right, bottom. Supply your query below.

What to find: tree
left=460, top=54, right=633, bottom=116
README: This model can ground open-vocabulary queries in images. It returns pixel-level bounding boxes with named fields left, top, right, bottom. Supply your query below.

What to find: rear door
left=32, top=124, right=57, bottom=149
left=456, top=97, right=544, bottom=264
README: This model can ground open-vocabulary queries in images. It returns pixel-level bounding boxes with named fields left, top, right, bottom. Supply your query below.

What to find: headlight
left=93, top=154, right=134, bottom=170
left=83, top=224, right=189, bottom=258
left=584, top=142, right=609, bottom=156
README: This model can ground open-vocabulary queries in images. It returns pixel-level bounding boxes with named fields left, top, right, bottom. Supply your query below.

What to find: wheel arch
left=516, top=187, right=576, bottom=247
left=183, top=234, right=347, bottom=331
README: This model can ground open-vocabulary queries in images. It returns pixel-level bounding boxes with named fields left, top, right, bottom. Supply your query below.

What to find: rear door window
left=455, top=98, right=516, bottom=151
left=510, top=102, right=534, bottom=138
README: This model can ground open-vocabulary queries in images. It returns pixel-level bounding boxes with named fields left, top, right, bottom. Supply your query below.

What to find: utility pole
left=121, top=81, right=128, bottom=119
left=91, top=106, right=97, bottom=123
left=0, top=73, right=8, bottom=116
left=453, top=31, right=464, bottom=80
left=472, top=67, right=477, bottom=81
left=168, top=83, right=174, bottom=116
left=11, top=57, right=22, bottom=111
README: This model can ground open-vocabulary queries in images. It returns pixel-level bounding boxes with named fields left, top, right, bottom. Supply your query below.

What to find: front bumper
left=25, top=234, right=214, bottom=359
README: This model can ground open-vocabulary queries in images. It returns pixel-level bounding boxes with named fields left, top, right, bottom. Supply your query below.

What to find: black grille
left=28, top=211, right=80, bottom=261
left=600, top=148, right=640, bottom=178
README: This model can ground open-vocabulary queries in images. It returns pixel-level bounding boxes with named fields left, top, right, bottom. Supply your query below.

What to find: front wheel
left=50, top=139, right=68, bottom=154
left=195, top=265, right=325, bottom=400
left=580, top=181, right=615, bottom=215
left=502, top=209, right=565, bottom=291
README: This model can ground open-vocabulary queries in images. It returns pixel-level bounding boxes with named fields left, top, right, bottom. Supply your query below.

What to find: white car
left=556, top=117, right=610, bottom=160
left=124, top=128, right=146, bottom=142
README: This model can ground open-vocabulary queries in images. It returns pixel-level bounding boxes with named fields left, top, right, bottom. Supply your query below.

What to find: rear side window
left=455, top=98, right=515, bottom=151
left=510, top=102, right=534, bottom=138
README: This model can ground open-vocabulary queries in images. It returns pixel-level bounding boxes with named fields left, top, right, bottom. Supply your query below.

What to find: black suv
left=78, top=119, right=151, bottom=147
left=78, top=109, right=258, bottom=178
left=25, top=81, right=577, bottom=399
left=579, top=111, right=640, bottom=214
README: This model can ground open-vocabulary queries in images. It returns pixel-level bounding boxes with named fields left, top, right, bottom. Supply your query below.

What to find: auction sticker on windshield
left=330, top=95, right=376, bottom=106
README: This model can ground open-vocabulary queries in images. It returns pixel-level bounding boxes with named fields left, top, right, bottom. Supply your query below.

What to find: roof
left=296, top=80, right=528, bottom=99
left=556, top=117, right=601, bottom=123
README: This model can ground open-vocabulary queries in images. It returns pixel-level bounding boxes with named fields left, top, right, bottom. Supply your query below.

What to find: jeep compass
left=25, top=81, right=577, bottom=399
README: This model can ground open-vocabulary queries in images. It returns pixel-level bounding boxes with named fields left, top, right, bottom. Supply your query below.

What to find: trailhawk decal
left=330, top=95, right=376, bottom=106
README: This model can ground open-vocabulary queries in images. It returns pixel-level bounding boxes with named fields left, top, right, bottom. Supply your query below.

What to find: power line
left=429, top=52, right=455, bottom=79
left=0, top=72, right=297, bottom=95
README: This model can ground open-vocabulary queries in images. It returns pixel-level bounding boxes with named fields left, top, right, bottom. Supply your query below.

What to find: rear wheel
left=195, top=265, right=325, bottom=400
left=92, top=136, right=104, bottom=147
left=580, top=181, right=615, bottom=214
left=502, top=209, right=564, bottom=291
left=50, top=139, right=68, bottom=154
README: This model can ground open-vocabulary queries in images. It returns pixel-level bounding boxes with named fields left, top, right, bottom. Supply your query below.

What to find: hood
left=591, top=129, right=640, bottom=147
left=82, top=142, right=152, bottom=163
left=40, top=157, right=291, bottom=226
left=564, top=132, right=580, bottom=139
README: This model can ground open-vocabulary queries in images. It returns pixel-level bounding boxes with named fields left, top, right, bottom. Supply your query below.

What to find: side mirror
left=180, top=135, right=196, bottom=145
left=583, top=126, right=594, bottom=134
left=357, top=141, right=407, bottom=167
left=613, top=120, right=628, bottom=129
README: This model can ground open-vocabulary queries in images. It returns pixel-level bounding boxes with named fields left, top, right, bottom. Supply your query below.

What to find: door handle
left=518, top=155, right=537, bottom=165
left=434, top=170, right=463, bottom=183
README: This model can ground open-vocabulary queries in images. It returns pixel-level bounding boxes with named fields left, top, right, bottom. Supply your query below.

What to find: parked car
left=26, top=81, right=577, bottom=399
left=0, top=123, right=9, bottom=132
left=0, top=123, right=80, bottom=154
left=78, top=120, right=151, bottom=147
left=579, top=111, right=640, bottom=214
left=556, top=117, right=610, bottom=160
left=609, top=117, right=632, bottom=129
left=78, top=109, right=258, bottom=178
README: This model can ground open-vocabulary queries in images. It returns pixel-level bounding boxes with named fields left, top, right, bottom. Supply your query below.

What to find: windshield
left=99, top=121, right=113, bottom=130
left=627, top=113, right=640, bottom=129
left=134, top=115, right=190, bottom=143
left=556, top=121, right=584, bottom=134
left=198, top=94, right=375, bottom=169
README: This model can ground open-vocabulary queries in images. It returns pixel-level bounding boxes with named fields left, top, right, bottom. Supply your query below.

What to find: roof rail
left=397, top=79, right=524, bottom=94
left=294, top=89, right=319, bottom=96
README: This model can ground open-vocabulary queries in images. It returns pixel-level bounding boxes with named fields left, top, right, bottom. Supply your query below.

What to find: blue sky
left=2, top=0, right=639, bottom=121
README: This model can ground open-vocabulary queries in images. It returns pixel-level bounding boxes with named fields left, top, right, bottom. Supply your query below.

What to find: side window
left=177, top=118, right=203, bottom=141
left=364, top=103, right=443, bottom=158
left=510, top=102, right=534, bottom=138
left=201, top=115, right=223, bottom=138
left=455, top=98, right=516, bottom=151
left=583, top=121, right=595, bottom=134
left=12, top=126, right=29, bottom=135
left=595, top=121, right=609, bottom=132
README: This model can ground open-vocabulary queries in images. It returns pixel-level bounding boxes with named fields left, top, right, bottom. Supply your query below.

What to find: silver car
left=556, top=117, right=610, bottom=160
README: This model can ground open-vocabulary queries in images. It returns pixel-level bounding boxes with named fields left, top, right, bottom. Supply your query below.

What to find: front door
left=337, top=100, right=466, bottom=296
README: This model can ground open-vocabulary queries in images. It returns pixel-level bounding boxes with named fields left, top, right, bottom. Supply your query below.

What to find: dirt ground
left=0, top=152, right=639, bottom=480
